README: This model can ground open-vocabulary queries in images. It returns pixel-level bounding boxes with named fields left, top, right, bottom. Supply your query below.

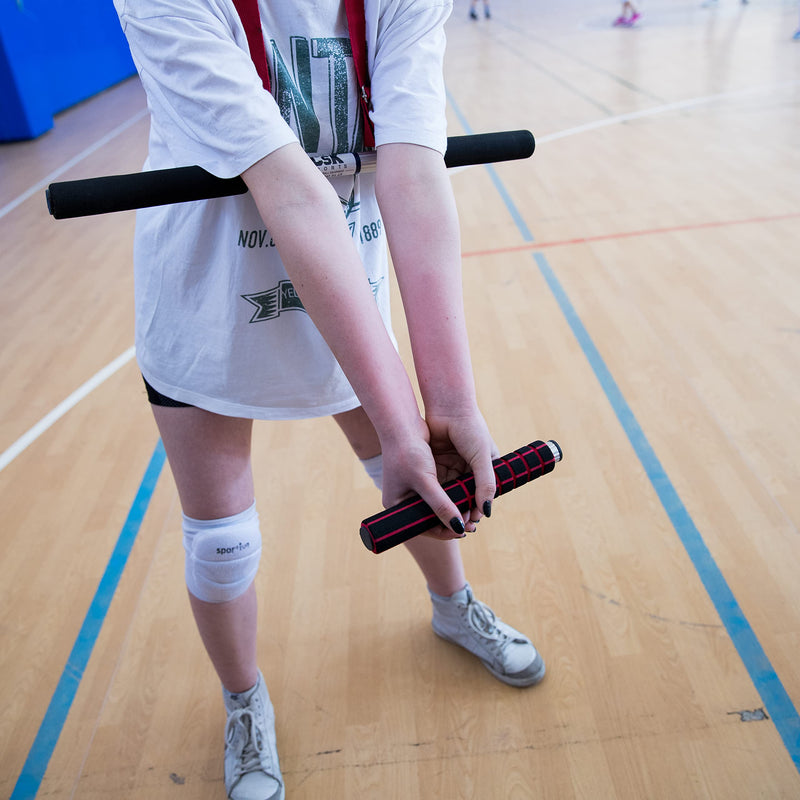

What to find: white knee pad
left=183, top=502, right=262, bottom=603
left=360, top=453, right=383, bottom=491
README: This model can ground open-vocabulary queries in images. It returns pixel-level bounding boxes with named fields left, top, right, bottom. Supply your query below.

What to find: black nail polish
left=483, top=500, right=492, bottom=518
left=450, top=517, right=465, bottom=535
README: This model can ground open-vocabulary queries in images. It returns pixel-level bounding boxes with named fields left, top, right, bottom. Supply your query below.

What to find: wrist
left=419, top=377, right=478, bottom=419
left=373, top=406, right=429, bottom=452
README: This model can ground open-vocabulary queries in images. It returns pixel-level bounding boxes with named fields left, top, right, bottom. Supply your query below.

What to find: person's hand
left=378, top=416, right=464, bottom=540
left=425, top=409, right=499, bottom=534
left=379, top=409, right=499, bottom=540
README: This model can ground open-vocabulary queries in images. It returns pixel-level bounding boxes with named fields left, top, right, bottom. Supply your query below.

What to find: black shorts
left=142, top=376, right=194, bottom=408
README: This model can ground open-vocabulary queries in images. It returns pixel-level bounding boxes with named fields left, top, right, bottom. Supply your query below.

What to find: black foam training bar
left=360, top=439, right=562, bottom=554
left=46, top=130, right=535, bottom=219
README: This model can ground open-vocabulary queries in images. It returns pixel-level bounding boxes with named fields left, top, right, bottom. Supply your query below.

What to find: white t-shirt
left=114, top=0, right=452, bottom=419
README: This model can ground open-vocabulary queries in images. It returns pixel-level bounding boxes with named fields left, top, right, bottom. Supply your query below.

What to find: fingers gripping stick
left=360, top=440, right=562, bottom=554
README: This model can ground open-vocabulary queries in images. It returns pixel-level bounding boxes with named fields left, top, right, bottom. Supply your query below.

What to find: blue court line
left=446, top=90, right=535, bottom=241
left=11, top=440, right=166, bottom=800
left=454, top=79, right=800, bottom=766
left=449, top=82, right=800, bottom=771
left=535, top=253, right=800, bottom=770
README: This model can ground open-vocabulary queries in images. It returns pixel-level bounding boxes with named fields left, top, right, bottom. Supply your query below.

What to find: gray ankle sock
left=430, top=583, right=470, bottom=605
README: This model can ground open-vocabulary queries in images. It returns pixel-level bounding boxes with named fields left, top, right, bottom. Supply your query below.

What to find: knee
left=183, top=503, right=262, bottom=603
left=334, top=406, right=381, bottom=459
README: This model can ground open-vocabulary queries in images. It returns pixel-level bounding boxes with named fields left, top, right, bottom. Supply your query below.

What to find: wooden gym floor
left=2, top=0, right=799, bottom=797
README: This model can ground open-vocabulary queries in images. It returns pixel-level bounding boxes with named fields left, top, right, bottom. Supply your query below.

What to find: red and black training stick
left=45, top=130, right=535, bottom=219
left=360, top=439, right=562, bottom=554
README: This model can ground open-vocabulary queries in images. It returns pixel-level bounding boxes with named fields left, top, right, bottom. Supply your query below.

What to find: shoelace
left=467, top=599, right=504, bottom=640
left=226, top=708, right=269, bottom=778
left=467, top=599, right=527, bottom=647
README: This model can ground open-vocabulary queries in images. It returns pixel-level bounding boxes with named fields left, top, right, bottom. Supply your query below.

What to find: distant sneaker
left=615, top=12, right=640, bottom=26
left=469, top=8, right=478, bottom=19
left=223, top=672, right=284, bottom=800
left=485, top=7, right=491, bottom=18
left=430, top=584, right=546, bottom=687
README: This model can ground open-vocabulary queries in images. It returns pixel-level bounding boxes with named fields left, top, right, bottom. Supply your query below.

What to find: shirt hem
left=140, top=367, right=363, bottom=421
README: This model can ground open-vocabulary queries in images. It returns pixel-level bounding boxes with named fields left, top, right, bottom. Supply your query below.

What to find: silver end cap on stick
left=546, top=440, right=562, bottom=462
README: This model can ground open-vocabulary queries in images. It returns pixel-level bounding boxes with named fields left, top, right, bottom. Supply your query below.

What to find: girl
left=114, top=1, right=545, bottom=796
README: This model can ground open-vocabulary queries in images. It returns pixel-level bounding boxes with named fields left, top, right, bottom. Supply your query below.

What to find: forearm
left=375, top=143, right=478, bottom=416
left=242, top=143, right=423, bottom=443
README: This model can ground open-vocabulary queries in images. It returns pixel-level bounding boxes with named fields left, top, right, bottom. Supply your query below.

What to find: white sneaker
left=223, top=672, right=284, bottom=800
left=430, top=584, right=546, bottom=687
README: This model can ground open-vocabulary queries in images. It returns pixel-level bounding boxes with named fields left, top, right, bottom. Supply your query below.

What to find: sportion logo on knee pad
left=182, top=502, right=262, bottom=603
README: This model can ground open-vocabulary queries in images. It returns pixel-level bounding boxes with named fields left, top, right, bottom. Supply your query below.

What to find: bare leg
left=333, top=406, right=467, bottom=596
left=333, top=405, right=381, bottom=459
left=403, top=536, right=467, bottom=597
left=188, top=587, right=258, bottom=693
left=152, top=405, right=259, bottom=693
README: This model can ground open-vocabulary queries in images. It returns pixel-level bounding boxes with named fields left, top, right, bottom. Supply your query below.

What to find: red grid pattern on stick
left=360, top=440, right=561, bottom=554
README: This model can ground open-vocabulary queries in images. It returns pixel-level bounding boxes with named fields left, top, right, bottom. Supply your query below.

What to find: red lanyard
left=231, top=0, right=375, bottom=148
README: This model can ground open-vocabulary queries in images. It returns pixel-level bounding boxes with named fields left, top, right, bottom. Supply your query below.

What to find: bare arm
left=242, top=142, right=468, bottom=533
left=375, top=143, right=499, bottom=521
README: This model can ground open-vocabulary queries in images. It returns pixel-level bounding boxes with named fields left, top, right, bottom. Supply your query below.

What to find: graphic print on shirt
left=272, top=35, right=363, bottom=154
left=236, top=188, right=380, bottom=252
left=241, top=34, right=383, bottom=324
left=242, top=277, right=384, bottom=323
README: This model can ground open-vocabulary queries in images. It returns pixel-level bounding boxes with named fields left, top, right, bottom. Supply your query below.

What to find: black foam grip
left=46, top=166, right=247, bottom=219
left=442, top=130, right=535, bottom=169
left=46, top=130, right=535, bottom=219
left=359, top=439, right=561, bottom=554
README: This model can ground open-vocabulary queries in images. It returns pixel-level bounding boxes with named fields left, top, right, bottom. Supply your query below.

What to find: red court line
left=461, top=212, right=800, bottom=259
